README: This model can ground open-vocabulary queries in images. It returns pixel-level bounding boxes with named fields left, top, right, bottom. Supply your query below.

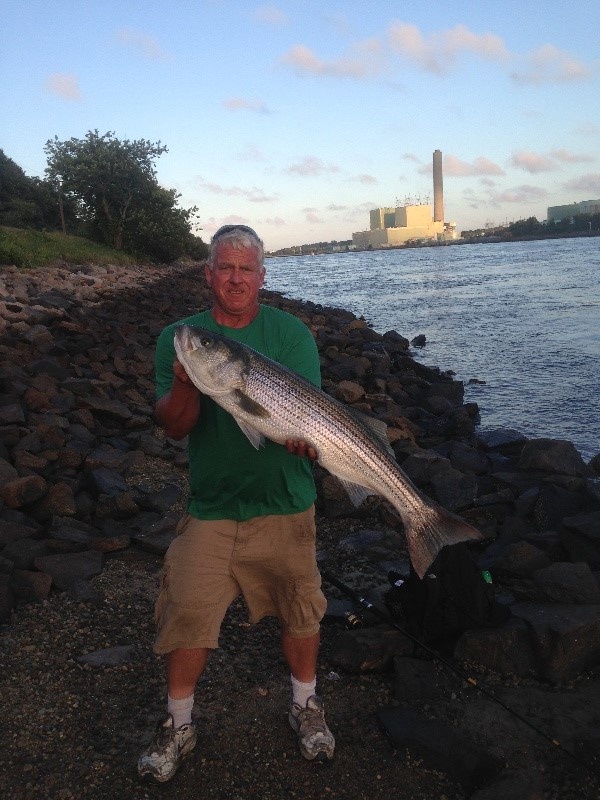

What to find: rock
left=378, top=706, right=504, bottom=793
left=33, top=550, right=105, bottom=590
left=328, top=627, right=412, bottom=673
left=532, top=562, right=600, bottom=604
left=561, top=511, right=600, bottom=568
left=77, top=645, right=135, bottom=666
left=518, top=438, right=591, bottom=477
left=2, top=538, right=50, bottom=569
left=10, top=569, right=53, bottom=600
left=510, top=602, right=600, bottom=682
left=0, top=475, right=48, bottom=508
left=0, top=574, right=15, bottom=621
left=469, top=768, right=548, bottom=800
left=454, top=621, right=538, bottom=679
left=332, top=380, right=365, bottom=404
left=477, top=428, right=528, bottom=454
left=491, top=541, right=551, bottom=577
left=392, top=655, right=452, bottom=702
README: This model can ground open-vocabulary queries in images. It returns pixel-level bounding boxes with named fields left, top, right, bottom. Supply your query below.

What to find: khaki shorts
left=153, top=506, right=326, bottom=654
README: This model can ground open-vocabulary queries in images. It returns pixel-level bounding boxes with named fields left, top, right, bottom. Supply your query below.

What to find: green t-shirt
left=155, top=305, right=321, bottom=521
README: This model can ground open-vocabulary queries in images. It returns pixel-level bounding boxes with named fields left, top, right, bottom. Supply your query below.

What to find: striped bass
left=174, top=325, right=483, bottom=578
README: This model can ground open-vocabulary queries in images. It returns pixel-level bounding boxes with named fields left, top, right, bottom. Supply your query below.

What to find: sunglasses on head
left=211, top=224, right=260, bottom=241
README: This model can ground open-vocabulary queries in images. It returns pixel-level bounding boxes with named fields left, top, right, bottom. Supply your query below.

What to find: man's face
left=205, top=241, right=265, bottom=324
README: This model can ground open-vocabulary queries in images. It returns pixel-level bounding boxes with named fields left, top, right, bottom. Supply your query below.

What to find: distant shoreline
left=268, top=229, right=599, bottom=258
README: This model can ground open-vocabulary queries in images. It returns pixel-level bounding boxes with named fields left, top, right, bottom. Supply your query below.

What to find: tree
left=44, top=130, right=204, bottom=260
left=0, top=149, right=78, bottom=231
left=508, top=216, right=543, bottom=237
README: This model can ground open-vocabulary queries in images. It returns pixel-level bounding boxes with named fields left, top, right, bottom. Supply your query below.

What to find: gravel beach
left=2, top=502, right=600, bottom=800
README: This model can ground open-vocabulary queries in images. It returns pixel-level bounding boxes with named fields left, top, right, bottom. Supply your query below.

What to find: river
left=265, top=237, right=600, bottom=462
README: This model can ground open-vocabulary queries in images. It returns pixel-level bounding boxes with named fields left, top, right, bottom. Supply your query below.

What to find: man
left=138, top=224, right=335, bottom=783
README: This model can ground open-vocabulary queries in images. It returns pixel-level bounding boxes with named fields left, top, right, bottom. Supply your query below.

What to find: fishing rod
left=322, top=569, right=600, bottom=781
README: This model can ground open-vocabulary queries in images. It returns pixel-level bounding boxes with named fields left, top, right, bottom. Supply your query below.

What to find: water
left=265, top=238, right=600, bottom=462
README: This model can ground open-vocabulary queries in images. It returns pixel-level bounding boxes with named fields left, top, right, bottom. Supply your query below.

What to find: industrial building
left=352, top=149, right=458, bottom=249
left=547, top=199, right=600, bottom=222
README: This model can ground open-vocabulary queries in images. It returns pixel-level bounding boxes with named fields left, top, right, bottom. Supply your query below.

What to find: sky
left=2, top=1, right=600, bottom=252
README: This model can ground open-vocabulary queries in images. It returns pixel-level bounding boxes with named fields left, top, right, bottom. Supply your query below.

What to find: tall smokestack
left=433, top=149, right=444, bottom=223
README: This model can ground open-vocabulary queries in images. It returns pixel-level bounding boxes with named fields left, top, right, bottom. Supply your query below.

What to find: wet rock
left=518, top=438, right=591, bottom=477
left=477, top=428, right=528, bottom=455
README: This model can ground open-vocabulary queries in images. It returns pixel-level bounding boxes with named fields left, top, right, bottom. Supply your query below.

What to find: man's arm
left=154, top=359, right=201, bottom=440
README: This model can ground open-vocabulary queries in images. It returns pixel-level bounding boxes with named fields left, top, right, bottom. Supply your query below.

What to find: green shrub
left=0, top=226, right=135, bottom=268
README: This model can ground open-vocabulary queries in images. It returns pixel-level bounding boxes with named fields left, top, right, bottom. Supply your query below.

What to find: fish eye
left=200, top=337, right=211, bottom=347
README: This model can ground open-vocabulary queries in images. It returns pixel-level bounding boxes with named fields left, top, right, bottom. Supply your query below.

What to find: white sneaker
left=137, top=714, right=197, bottom=783
left=289, top=695, right=335, bottom=762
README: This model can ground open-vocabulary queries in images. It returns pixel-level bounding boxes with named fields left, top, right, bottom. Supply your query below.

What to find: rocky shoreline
left=1, top=260, right=600, bottom=799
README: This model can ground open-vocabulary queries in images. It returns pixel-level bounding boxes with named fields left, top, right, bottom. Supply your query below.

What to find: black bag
left=384, top=542, right=510, bottom=654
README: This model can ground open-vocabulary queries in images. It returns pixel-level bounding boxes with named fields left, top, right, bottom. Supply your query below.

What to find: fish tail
left=404, top=504, right=483, bottom=579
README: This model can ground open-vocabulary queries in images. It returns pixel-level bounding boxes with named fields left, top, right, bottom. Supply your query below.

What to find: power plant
left=352, top=150, right=457, bottom=249
left=433, top=148, right=444, bottom=223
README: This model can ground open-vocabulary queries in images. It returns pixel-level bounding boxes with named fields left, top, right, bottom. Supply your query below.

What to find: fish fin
left=235, top=419, right=265, bottom=449
left=350, top=410, right=395, bottom=458
left=404, top=504, right=484, bottom=579
left=235, top=390, right=271, bottom=419
left=337, top=478, right=374, bottom=508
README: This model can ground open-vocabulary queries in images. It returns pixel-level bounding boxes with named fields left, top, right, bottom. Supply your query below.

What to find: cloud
left=223, top=97, right=271, bottom=113
left=45, top=73, right=82, bottom=101
left=202, top=216, right=251, bottom=236
left=550, top=148, right=594, bottom=164
left=575, top=122, right=600, bottom=136
left=194, top=177, right=278, bottom=203
left=420, top=154, right=504, bottom=177
left=235, top=144, right=267, bottom=162
left=305, top=211, right=324, bottom=223
left=511, top=44, right=592, bottom=85
left=264, top=216, right=287, bottom=226
left=511, top=150, right=558, bottom=173
left=352, top=174, right=377, bottom=184
left=562, top=173, right=600, bottom=193
left=279, top=40, right=383, bottom=80
left=116, top=28, right=169, bottom=61
left=286, top=156, right=340, bottom=176
left=490, top=185, right=548, bottom=204
left=388, top=22, right=509, bottom=75
left=253, top=5, right=288, bottom=25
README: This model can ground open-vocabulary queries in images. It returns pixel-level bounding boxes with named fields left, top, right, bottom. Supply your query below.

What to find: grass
left=0, top=226, right=135, bottom=269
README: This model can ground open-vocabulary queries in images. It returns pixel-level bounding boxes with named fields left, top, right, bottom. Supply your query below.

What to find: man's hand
left=285, top=439, right=317, bottom=461
left=173, top=359, right=193, bottom=385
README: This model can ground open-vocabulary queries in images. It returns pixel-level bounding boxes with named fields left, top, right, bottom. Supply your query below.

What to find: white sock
left=291, top=675, right=316, bottom=708
left=167, top=693, right=194, bottom=728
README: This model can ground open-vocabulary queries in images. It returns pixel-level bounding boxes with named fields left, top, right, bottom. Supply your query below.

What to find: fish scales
left=174, top=325, right=483, bottom=577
